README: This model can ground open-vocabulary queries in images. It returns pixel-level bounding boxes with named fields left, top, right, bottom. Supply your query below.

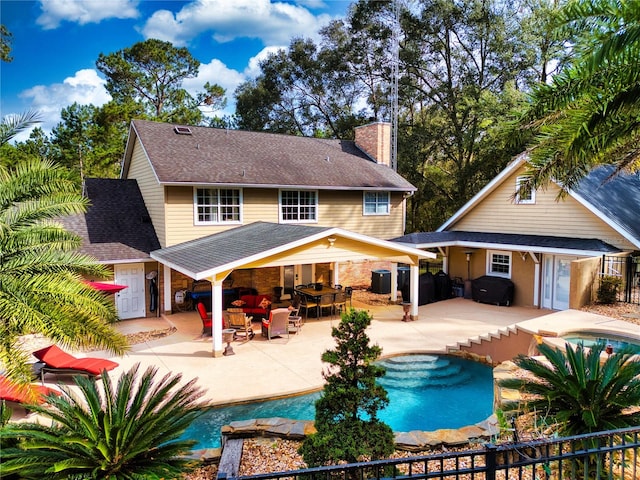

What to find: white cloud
left=141, top=0, right=334, bottom=47
left=14, top=69, right=111, bottom=141
left=244, top=46, right=287, bottom=79
left=183, top=58, right=246, bottom=117
left=36, top=0, right=139, bottom=30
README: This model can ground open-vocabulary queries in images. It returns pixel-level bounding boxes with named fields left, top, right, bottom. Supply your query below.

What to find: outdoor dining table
left=295, top=286, right=342, bottom=318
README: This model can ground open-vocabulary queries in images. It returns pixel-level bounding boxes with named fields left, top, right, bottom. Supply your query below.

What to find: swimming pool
left=183, top=354, right=494, bottom=449
left=562, top=332, right=640, bottom=354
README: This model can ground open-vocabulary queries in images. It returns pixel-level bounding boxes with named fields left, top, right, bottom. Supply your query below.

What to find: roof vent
left=174, top=126, right=192, bottom=135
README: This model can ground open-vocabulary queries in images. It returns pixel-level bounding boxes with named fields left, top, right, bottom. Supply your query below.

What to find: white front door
left=541, top=255, right=572, bottom=310
left=114, top=263, right=146, bottom=319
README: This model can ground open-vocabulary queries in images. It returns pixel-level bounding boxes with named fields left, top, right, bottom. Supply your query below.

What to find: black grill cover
left=472, top=275, right=514, bottom=306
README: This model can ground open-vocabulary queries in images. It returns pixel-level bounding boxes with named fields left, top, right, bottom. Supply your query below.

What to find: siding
left=126, top=141, right=167, bottom=247
left=452, top=169, right=635, bottom=251
left=164, top=187, right=406, bottom=246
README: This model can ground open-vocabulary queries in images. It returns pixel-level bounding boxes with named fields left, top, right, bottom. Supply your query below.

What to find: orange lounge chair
left=0, top=374, right=60, bottom=406
left=32, top=345, right=119, bottom=382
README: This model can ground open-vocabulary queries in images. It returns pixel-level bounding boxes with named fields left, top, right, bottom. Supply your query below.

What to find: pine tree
left=300, top=308, right=395, bottom=466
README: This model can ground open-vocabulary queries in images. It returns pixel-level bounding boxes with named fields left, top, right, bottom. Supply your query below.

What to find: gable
left=448, top=167, right=636, bottom=251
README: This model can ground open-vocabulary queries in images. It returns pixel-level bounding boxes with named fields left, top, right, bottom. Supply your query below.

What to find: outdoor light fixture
left=327, top=236, right=337, bottom=246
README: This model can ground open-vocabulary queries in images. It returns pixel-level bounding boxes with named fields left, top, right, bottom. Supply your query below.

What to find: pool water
left=563, top=333, right=640, bottom=354
left=183, top=355, right=493, bottom=449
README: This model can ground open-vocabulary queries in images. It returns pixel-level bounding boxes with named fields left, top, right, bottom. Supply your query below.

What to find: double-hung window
left=194, top=188, right=241, bottom=224
left=515, top=176, right=535, bottom=204
left=363, top=191, right=390, bottom=215
left=487, top=250, right=512, bottom=278
left=280, top=190, right=317, bottom=223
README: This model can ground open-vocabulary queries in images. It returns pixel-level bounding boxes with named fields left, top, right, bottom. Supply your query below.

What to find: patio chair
left=261, top=308, right=290, bottom=340
left=0, top=374, right=60, bottom=406
left=318, top=293, right=335, bottom=318
left=197, top=302, right=213, bottom=336
left=298, top=294, right=318, bottom=319
left=333, top=291, right=348, bottom=316
left=225, top=310, right=254, bottom=342
left=32, top=345, right=119, bottom=382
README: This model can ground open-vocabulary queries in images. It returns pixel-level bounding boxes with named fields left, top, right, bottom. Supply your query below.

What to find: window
left=515, top=176, right=535, bottom=204
left=363, top=191, right=390, bottom=215
left=280, top=190, right=317, bottom=223
left=487, top=250, right=512, bottom=278
left=194, top=188, right=241, bottom=224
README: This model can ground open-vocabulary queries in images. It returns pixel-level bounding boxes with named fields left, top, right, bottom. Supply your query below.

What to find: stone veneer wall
left=339, top=259, right=393, bottom=289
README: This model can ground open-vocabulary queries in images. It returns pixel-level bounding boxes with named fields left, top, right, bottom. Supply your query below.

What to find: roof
left=392, top=231, right=621, bottom=256
left=151, top=222, right=435, bottom=280
left=122, top=119, right=416, bottom=192
left=437, top=154, right=640, bottom=249
left=60, top=178, right=161, bottom=263
left=572, top=165, right=640, bottom=247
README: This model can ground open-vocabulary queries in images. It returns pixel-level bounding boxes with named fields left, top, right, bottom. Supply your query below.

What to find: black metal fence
left=225, top=426, right=640, bottom=480
left=602, top=255, right=640, bottom=305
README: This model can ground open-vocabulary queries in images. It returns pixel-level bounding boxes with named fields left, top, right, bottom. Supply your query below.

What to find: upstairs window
left=194, top=188, right=241, bottom=224
left=364, top=191, right=390, bottom=215
left=515, top=176, right=535, bottom=204
left=487, top=250, right=512, bottom=278
left=280, top=190, right=317, bottom=223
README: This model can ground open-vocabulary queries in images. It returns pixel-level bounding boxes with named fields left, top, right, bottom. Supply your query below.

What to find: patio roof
left=392, top=231, right=622, bottom=256
left=151, top=222, right=436, bottom=280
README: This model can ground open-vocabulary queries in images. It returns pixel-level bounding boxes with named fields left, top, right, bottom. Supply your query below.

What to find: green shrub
left=597, top=275, right=622, bottom=304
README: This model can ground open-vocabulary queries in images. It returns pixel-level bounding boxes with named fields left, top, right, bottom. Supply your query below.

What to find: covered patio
left=151, top=222, right=436, bottom=357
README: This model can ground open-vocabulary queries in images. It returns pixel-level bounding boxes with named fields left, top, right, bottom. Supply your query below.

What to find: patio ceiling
left=150, top=221, right=435, bottom=280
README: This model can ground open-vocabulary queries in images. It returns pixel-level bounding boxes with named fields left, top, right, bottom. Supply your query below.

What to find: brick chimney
left=354, top=122, right=391, bottom=167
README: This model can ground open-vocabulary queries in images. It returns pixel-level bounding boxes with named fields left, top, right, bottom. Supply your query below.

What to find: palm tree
left=0, top=363, right=208, bottom=479
left=0, top=109, right=41, bottom=145
left=521, top=0, right=640, bottom=195
left=0, top=113, right=128, bottom=382
left=0, top=158, right=129, bottom=383
left=499, top=340, right=640, bottom=436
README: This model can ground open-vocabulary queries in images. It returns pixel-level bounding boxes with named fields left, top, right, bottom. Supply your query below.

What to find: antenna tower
left=390, top=0, right=400, bottom=172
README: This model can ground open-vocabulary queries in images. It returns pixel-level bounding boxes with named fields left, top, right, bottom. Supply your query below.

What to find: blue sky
left=1, top=0, right=351, bottom=140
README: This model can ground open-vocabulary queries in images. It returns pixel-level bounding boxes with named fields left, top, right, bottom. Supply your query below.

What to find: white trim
left=395, top=239, right=617, bottom=257
left=363, top=191, right=390, bottom=215
left=193, top=187, right=243, bottom=226
left=569, top=190, right=640, bottom=249
left=278, top=189, right=318, bottom=224
left=151, top=226, right=436, bottom=280
left=486, top=250, right=512, bottom=278
left=515, top=175, right=536, bottom=204
left=437, top=153, right=528, bottom=231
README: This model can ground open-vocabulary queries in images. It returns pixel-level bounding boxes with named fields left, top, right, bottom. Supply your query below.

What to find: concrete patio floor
left=96, top=297, right=638, bottom=407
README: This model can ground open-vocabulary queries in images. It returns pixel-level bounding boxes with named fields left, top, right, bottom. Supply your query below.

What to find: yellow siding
left=318, top=191, right=405, bottom=239
left=452, top=168, right=635, bottom=250
left=126, top=141, right=167, bottom=247
left=164, top=187, right=406, bottom=246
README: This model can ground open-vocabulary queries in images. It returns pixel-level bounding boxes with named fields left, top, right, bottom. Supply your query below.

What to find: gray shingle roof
left=392, top=231, right=621, bottom=255
left=126, top=119, right=415, bottom=191
left=573, top=165, right=640, bottom=245
left=60, top=178, right=160, bottom=262
left=151, top=222, right=332, bottom=276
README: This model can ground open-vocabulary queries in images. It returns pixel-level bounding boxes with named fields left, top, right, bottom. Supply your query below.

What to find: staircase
left=377, top=354, right=472, bottom=389
left=444, top=324, right=531, bottom=364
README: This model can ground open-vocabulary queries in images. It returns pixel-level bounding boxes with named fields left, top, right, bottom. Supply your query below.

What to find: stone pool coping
left=189, top=412, right=500, bottom=462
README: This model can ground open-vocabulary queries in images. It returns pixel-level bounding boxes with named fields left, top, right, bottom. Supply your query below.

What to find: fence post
left=485, top=443, right=497, bottom=480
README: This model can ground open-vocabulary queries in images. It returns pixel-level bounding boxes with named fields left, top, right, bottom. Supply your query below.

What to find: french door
left=542, top=255, right=572, bottom=310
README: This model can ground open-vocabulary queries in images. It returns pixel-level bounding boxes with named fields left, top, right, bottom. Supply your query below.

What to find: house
left=118, top=119, right=423, bottom=303
left=393, top=154, right=640, bottom=310
left=59, top=178, right=161, bottom=319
